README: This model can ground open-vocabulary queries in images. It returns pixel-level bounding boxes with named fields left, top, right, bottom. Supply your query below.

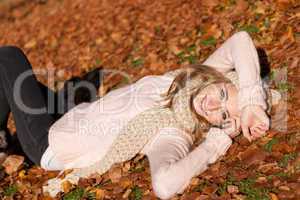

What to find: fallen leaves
left=0, top=0, right=300, bottom=199
left=237, top=145, right=267, bottom=167
left=2, top=155, right=24, bottom=175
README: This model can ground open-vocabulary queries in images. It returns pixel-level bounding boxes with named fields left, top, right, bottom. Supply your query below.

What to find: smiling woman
left=193, top=82, right=240, bottom=126
left=0, top=31, right=275, bottom=199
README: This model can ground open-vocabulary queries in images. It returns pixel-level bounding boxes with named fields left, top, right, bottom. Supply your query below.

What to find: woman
left=0, top=31, right=271, bottom=199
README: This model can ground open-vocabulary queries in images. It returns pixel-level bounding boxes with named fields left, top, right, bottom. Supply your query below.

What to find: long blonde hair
left=161, top=64, right=231, bottom=147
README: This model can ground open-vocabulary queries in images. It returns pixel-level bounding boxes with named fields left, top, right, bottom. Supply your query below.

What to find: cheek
left=206, top=113, right=220, bottom=125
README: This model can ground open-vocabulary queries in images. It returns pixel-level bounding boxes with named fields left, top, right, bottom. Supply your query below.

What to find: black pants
left=0, top=46, right=99, bottom=165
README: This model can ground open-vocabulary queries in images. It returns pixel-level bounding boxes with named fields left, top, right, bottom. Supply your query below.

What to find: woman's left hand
left=240, top=105, right=270, bottom=142
left=222, top=117, right=241, bottom=138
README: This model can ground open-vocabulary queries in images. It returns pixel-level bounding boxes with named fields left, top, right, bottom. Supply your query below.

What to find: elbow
left=152, top=168, right=178, bottom=199
left=152, top=181, right=174, bottom=200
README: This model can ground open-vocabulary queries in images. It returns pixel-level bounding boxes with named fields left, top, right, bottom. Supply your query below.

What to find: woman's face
left=193, top=83, right=240, bottom=126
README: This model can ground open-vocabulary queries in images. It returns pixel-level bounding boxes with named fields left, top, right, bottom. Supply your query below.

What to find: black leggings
left=0, top=46, right=98, bottom=165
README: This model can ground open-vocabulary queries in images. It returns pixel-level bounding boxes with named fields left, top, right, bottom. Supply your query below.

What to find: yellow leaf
left=96, top=37, right=104, bottom=45
left=18, top=170, right=26, bottom=179
left=93, top=188, right=105, bottom=200
left=270, top=193, right=279, bottom=200
left=61, top=180, right=73, bottom=193
left=24, top=40, right=37, bottom=49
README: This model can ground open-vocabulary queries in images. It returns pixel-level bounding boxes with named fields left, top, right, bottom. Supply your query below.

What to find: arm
left=145, top=128, right=232, bottom=199
left=202, top=31, right=267, bottom=110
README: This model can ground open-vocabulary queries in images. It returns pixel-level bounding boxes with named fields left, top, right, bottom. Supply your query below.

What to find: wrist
left=206, top=128, right=232, bottom=152
left=242, top=104, right=263, bottom=112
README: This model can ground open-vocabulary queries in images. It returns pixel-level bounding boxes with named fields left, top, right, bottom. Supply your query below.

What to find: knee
left=0, top=46, right=26, bottom=60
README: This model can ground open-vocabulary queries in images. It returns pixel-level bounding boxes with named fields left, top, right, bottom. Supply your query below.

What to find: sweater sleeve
left=145, top=128, right=232, bottom=199
left=202, top=31, right=267, bottom=110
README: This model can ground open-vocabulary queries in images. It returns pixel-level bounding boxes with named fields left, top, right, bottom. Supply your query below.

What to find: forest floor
left=0, top=0, right=299, bottom=199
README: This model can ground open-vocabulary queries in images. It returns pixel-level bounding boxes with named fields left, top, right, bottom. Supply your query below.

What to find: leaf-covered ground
left=0, top=0, right=299, bottom=199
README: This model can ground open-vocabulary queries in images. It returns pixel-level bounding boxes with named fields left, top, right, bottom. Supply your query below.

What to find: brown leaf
left=272, top=142, right=294, bottom=154
left=2, top=155, right=24, bottom=175
left=231, top=168, right=250, bottom=181
left=231, top=0, right=249, bottom=17
left=256, top=176, right=268, bottom=184
left=277, top=190, right=295, bottom=199
left=278, top=185, right=290, bottom=191
left=202, top=185, right=218, bottom=195
left=108, top=166, right=122, bottom=183
left=237, top=145, right=267, bottom=167
left=199, top=0, right=220, bottom=9
left=257, top=163, right=281, bottom=174
left=276, top=0, right=294, bottom=10
left=181, top=192, right=202, bottom=200
left=111, top=32, right=122, bottom=43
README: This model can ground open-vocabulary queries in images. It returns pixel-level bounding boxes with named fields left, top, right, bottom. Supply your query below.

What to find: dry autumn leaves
left=0, top=0, right=300, bottom=199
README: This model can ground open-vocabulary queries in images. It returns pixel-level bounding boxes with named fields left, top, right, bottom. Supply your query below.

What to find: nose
left=206, top=97, right=221, bottom=111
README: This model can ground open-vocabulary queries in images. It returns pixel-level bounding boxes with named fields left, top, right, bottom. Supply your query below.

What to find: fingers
left=250, top=127, right=264, bottom=139
left=240, top=105, right=270, bottom=142
left=250, top=124, right=268, bottom=140
left=225, top=118, right=235, bottom=128
left=253, top=107, right=270, bottom=129
left=242, top=125, right=252, bottom=142
left=235, top=117, right=241, bottom=132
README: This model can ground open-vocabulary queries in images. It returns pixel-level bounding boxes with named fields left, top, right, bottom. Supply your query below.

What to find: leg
left=38, top=67, right=102, bottom=120
left=0, top=46, right=56, bottom=165
left=54, top=67, right=102, bottom=118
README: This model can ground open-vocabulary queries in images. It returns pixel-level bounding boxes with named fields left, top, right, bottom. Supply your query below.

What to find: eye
left=222, top=112, right=227, bottom=120
left=220, top=88, right=225, bottom=100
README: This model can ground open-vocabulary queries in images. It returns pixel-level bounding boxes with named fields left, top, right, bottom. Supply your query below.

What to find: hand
left=222, top=117, right=241, bottom=138
left=240, top=105, right=270, bottom=142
